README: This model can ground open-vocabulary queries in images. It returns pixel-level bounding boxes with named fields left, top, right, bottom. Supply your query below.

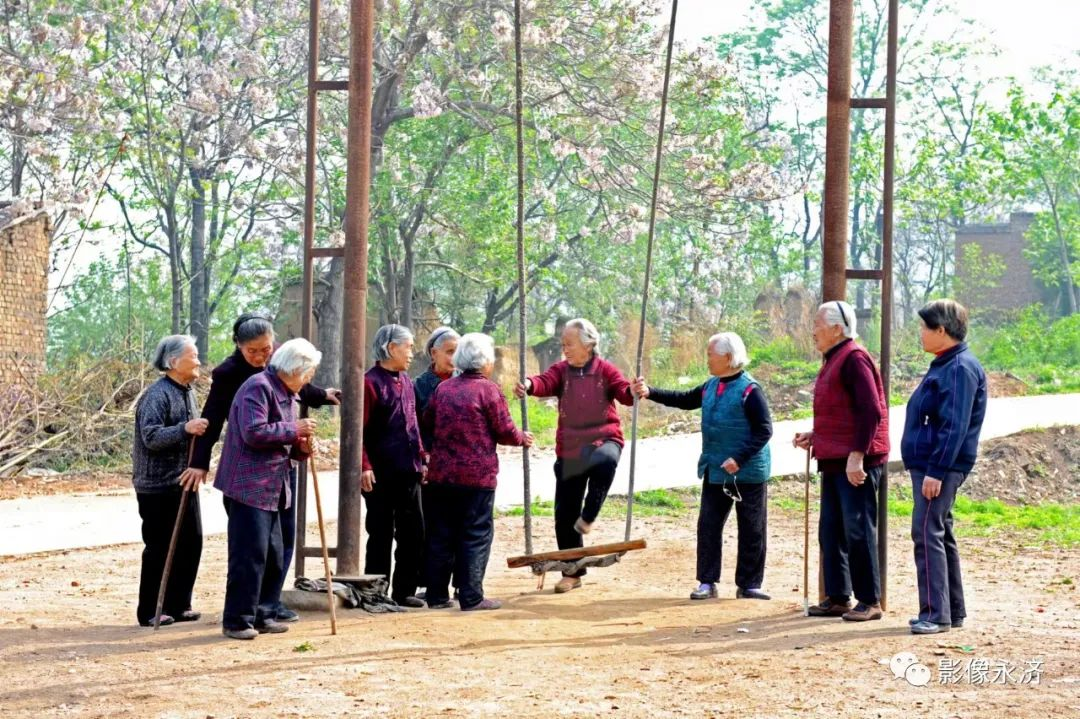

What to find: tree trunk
left=167, top=207, right=183, bottom=333
left=189, top=167, right=209, bottom=358
left=1049, top=204, right=1077, bottom=315
left=313, top=256, right=345, bottom=388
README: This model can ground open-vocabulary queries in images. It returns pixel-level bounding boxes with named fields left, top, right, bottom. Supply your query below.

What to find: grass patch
left=508, top=395, right=559, bottom=448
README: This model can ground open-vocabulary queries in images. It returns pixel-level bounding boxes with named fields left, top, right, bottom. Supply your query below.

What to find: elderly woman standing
left=422, top=333, right=533, bottom=610
left=414, top=326, right=460, bottom=445
left=362, top=324, right=427, bottom=608
left=794, top=301, right=890, bottom=622
left=902, top=300, right=987, bottom=635
left=180, top=313, right=338, bottom=623
left=514, top=318, right=634, bottom=594
left=633, top=332, right=773, bottom=601
left=132, top=335, right=208, bottom=627
left=214, top=338, right=320, bottom=640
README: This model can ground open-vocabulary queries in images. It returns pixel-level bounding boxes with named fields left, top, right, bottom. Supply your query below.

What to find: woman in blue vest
left=632, top=332, right=773, bottom=601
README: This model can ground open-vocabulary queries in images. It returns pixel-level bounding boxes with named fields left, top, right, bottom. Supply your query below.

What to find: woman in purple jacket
left=422, top=333, right=533, bottom=611
left=214, top=338, right=320, bottom=640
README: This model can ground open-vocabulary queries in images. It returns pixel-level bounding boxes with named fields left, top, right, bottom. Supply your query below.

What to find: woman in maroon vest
left=514, top=318, right=634, bottom=594
left=794, top=301, right=890, bottom=622
left=361, top=324, right=427, bottom=607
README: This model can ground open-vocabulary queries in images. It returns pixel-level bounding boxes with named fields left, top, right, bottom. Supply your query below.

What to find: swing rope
left=513, top=0, right=533, bottom=556
left=514, top=0, right=680, bottom=552
left=626, top=0, right=679, bottom=542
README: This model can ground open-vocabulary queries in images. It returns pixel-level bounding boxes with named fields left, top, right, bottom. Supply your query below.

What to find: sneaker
left=554, top=576, right=582, bottom=594
left=255, top=619, right=289, bottom=634
left=427, top=599, right=455, bottom=609
left=275, top=607, right=300, bottom=623
left=222, top=627, right=258, bottom=640
left=735, top=587, right=771, bottom=600
left=910, top=620, right=950, bottom=635
left=574, top=517, right=593, bottom=534
left=841, top=602, right=883, bottom=622
left=172, top=610, right=201, bottom=622
left=461, top=598, right=502, bottom=611
left=395, top=595, right=426, bottom=608
left=690, top=583, right=718, bottom=600
left=139, top=614, right=175, bottom=627
left=806, top=598, right=851, bottom=617
left=909, top=616, right=964, bottom=629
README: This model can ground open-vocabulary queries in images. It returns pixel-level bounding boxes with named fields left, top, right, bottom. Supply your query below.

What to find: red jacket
left=812, top=340, right=890, bottom=462
left=527, top=356, right=634, bottom=459
left=422, top=372, right=527, bottom=490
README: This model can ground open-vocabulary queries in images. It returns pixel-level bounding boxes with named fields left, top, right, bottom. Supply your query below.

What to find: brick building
left=0, top=203, right=50, bottom=388
left=955, top=212, right=1045, bottom=315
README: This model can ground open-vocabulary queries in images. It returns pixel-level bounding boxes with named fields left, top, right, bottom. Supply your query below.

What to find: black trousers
left=420, top=484, right=458, bottom=590
left=222, top=492, right=285, bottom=631
left=423, top=483, right=495, bottom=609
left=136, top=488, right=202, bottom=624
left=911, top=470, right=967, bottom=625
left=696, top=477, right=767, bottom=589
left=553, top=441, right=621, bottom=577
left=819, top=466, right=882, bottom=605
left=273, top=466, right=299, bottom=608
left=362, top=471, right=424, bottom=601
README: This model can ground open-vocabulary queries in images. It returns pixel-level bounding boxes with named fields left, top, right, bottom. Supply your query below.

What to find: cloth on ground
left=293, top=576, right=405, bottom=613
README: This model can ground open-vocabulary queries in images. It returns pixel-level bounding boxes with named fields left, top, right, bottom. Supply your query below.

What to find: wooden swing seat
left=506, top=538, right=646, bottom=576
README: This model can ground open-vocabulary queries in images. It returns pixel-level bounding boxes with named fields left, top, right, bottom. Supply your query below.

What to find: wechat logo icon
left=890, top=652, right=932, bottom=687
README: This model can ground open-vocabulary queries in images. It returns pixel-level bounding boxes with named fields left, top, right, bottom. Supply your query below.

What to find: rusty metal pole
left=877, top=0, right=899, bottom=613
left=296, top=0, right=323, bottom=581
left=821, top=0, right=854, bottom=303
left=337, top=0, right=374, bottom=575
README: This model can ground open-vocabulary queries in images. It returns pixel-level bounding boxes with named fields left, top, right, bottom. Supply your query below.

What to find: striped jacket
left=213, top=369, right=310, bottom=511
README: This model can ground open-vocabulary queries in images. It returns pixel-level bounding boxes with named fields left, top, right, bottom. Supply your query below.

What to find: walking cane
left=307, top=455, right=338, bottom=635
left=802, top=448, right=811, bottom=617
left=154, top=439, right=196, bottom=630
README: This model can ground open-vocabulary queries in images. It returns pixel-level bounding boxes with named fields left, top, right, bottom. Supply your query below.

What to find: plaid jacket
left=132, top=376, right=198, bottom=493
left=213, top=369, right=309, bottom=511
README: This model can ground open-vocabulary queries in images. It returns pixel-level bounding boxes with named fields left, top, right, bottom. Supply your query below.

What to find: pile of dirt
left=964, top=425, right=1080, bottom=504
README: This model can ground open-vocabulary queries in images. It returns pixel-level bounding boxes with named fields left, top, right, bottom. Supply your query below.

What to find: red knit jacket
left=527, top=356, right=634, bottom=459
left=812, top=340, right=890, bottom=462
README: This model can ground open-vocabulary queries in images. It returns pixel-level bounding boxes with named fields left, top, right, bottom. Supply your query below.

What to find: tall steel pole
left=821, top=0, right=854, bottom=303
left=337, top=0, right=375, bottom=575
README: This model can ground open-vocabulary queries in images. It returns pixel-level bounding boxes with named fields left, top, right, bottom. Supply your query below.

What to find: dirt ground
left=1, top=481, right=1078, bottom=718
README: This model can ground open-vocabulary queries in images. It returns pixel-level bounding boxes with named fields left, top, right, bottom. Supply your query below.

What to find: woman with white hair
left=361, top=323, right=426, bottom=608
left=421, top=333, right=534, bottom=610
left=215, top=338, right=320, bottom=639
left=514, top=318, right=634, bottom=594
left=793, top=300, right=890, bottom=623
left=633, top=332, right=774, bottom=601
left=413, top=326, right=461, bottom=448
left=131, top=335, right=208, bottom=626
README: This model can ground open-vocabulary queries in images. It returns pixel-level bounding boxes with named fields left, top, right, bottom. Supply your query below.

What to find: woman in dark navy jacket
left=901, top=299, right=987, bottom=635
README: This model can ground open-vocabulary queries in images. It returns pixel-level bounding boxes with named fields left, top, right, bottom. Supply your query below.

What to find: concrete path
left=2, top=392, right=1077, bottom=556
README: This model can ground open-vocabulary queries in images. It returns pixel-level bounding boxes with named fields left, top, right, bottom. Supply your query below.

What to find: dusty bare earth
left=1, top=483, right=1078, bottom=718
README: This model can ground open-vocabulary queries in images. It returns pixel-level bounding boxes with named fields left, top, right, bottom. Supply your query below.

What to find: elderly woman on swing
left=514, top=318, right=634, bottom=594
left=633, top=332, right=773, bottom=601
left=422, top=333, right=533, bottom=610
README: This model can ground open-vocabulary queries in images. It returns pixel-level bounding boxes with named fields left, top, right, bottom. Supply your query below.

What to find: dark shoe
left=222, top=627, right=258, bottom=640
left=911, top=620, right=950, bottom=635
left=395, top=595, right=425, bottom=608
left=416, top=589, right=427, bottom=601
left=461, top=598, right=502, bottom=611
left=736, top=587, right=771, bottom=600
left=255, top=619, right=289, bottom=634
left=842, top=602, right=883, bottom=622
left=453, top=588, right=460, bottom=600
left=171, top=610, right=201, bottom=622
left=427, top=599, right=455, bottom=609
left=690, top=583, right=718, bottom=600
left=807, top=599, right=851, bottom=617
left=275, top=607, right=300, bottom=623
left=909, top=616, right=963, bottom=629
left=139, top=614, right=174, bottom=627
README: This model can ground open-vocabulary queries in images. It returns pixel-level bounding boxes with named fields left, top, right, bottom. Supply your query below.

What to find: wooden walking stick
left=307, top=455, right=338, bottom=635
left=154, top=439, right=196, bottom=630
left=803, top=448, right=811, bottom=617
